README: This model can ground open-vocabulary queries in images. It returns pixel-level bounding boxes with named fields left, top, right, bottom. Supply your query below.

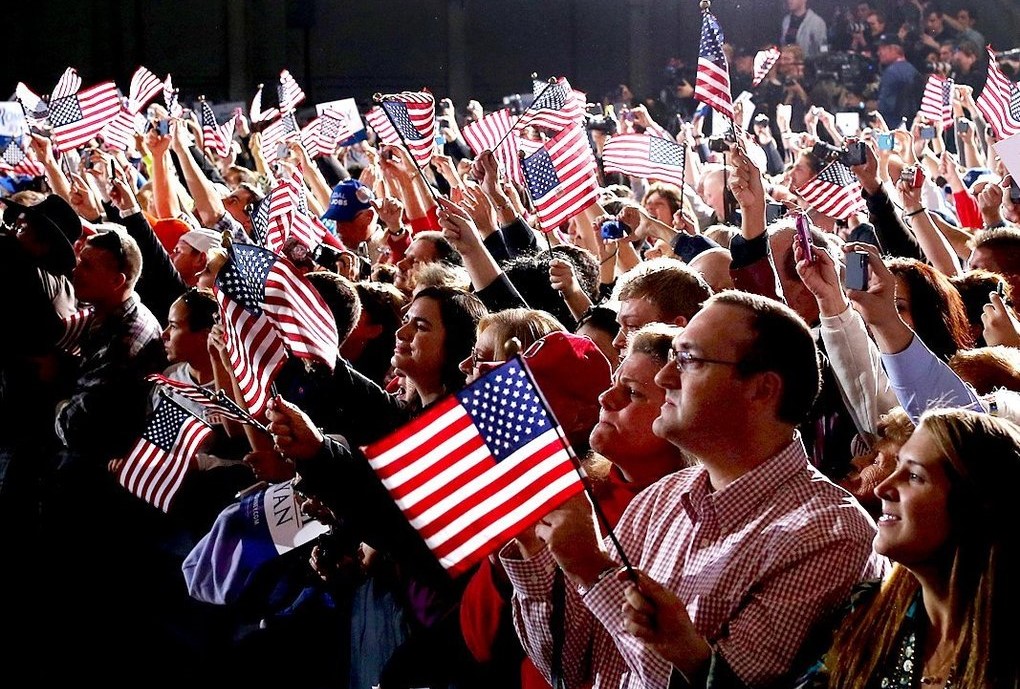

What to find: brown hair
left=614, top=257, right=713, bottom=324
left=949, top=346, right=1020, bottom=395
left=828, top=409, right=1020, bottom=689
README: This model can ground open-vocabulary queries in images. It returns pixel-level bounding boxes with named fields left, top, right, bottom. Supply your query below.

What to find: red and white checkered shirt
left=502, top=437, right=887, bottom=689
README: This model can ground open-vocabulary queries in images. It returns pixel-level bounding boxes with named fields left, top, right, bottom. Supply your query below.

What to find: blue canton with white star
left=649, top=136, right=684, bottom=167
left=1010, top=85, right=1020, bottom=120
left=700, top=13, right=728, bottom=67
left=2, top=141, right=26, bottom=166
left=819, top=162, right=855, bottom=187
left=250, top=191, right=273, bottom=244
left=48, top=95, right=82, bottom=128
left=522, top=148, right=560, bottom=199
left=381, top=101, right=426, bottom=141
left=533, top=83, right=567, bottom=111
left=458, top=360, right=553, bottom=462
left=144, top=397, right=192, bottom=452
left=216, top=243, right=275, bottom=316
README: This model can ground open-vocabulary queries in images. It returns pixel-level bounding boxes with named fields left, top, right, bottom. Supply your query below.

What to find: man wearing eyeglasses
left=501, top=291, right=884, bottom=689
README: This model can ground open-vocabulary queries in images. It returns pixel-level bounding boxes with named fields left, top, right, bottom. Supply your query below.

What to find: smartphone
left=276, top=142, right=289, bottom=159
left=708, top=136, right=731, bottom=153
left=835, top=112, right=861, bottom=137
left=920, top=125, right=936, bottom=140
left=765, top=202, right=787, bottom=224
left=876, top=132, right=894, bottom=150
left=1009, top=179, right=1020, bottom=203
left=795, top=214, right=815, bottom=263
left=844, top=251, right=870, bottom=291
left=839, top=141, right=867, bottom=167
left=957, top=119, right=971, bottom=133
left=901, top=166, right=924, bottom=189
left=600, top=219, right=630, bottom=240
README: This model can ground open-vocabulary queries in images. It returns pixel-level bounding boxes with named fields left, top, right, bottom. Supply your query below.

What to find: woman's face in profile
left=872, top=426, right=953, bottom=568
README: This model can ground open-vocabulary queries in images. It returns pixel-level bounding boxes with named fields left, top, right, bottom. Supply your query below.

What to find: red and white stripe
left=920, top=74, right=954, bottom=128
left=278, top=69, right=306, bottom=113
left=50, top=82, right=122, bottom=153
left=522, top=123, right=599, bottom=231
left=119, top=412, right=212, bottom=513
left=976, top=47, right=1020, bottom=139
left=462, top=108, right=524, bottom=184
left=218, top=291, right=288, bottom=417
left=250, top=83, right=279, bottom=124
left=50, top=67, right=82, bottom=100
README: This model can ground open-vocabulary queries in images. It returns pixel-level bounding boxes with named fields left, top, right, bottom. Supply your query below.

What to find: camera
left=957, top=119, right=971, bottom=133
left=599, top=219, right=630, bottom=240
left=919, top=125, right=936, bottom=140
left=925, top=61, right=952, bottom=75
left=584, top=111, right=618, bottom=135
left=839, top=141, right=867, bottom=167
left=501, top=93, right=534, bottom=116
left=708, top=134, right=734, bottom=153
left=812, top=141, right=843, bottom=162
left=848, top=21, right=867, bottom=34
left=312, top=243, right=344, bottom=271
left=876, top=132, right=894, bottom=150
left=844, top=250, right=870, bottom=291
left=900, top=165, right=924, bottom=189
left=1009, top=178, right=1020, bottom=203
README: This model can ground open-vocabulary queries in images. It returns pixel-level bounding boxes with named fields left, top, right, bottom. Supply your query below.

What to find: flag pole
left=491, top=74, right=558, bottom=151
left=515, top=355, right=639, bottom=583
left=372, top=92, right=442, bottom=203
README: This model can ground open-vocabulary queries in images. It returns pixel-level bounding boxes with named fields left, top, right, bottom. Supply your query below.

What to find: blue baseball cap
left=322, top=179, right=373, bottom=223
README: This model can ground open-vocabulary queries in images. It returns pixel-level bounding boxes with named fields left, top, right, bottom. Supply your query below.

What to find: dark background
left=3, top=0, right=1018, bottom=114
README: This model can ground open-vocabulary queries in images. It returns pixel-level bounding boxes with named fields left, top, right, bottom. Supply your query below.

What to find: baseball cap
left=322, top=180, right=374, bottom=223
left=522, top=332, right=612, bottom=434
left=1, top=194, right=83, bottom=277
left=877, top=33, right=903, bottom=47
left=180, top=228, right=223, bottom=254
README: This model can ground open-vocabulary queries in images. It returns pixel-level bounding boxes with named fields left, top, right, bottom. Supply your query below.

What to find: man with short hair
left=611, top=257, right=713, bottom=354
left=502, top=291, right=883, bottom=689
left=393, top=231, right=463, bottom=296
left=55, top=230, right=166, bottom=460
left=969, top=227, right=1020, bottom=298
left=780, top=0, right=828, bottom=58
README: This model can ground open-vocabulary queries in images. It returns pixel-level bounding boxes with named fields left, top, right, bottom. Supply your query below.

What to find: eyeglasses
left=470, top=350, right=502, bottom=371
left=666, top=348, right=743, bottom=374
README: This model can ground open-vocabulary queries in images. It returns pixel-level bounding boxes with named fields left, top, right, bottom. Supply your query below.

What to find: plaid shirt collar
left=680, top=434, right=809, bottom=533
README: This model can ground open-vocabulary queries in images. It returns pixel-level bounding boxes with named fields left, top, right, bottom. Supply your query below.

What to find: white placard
left=0, top=103, right=28, bottom=137
left=993, top=131, right=1020, bottom=184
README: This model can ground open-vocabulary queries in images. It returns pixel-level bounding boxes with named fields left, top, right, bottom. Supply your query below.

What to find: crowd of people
left=2, top=0, right=1020, bottom=687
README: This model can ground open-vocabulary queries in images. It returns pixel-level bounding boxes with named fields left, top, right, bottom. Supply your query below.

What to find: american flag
left=976, top=47, right=1020, bottom=139
left=254, top=174, right=327, bottom=253
left=55, top=307, right=95, bottom=354
left=520, top=123, right=599, bottom=231
left=752, top=47, right=781, bottom=87
left=15, top=82, right=49, bottom=128
left=163, top=73, right=183, bottom=118
left=277, top=70, right=306, bottom=113
left=47, top=69, right=122, bottom=153
left=0, top=138, right=45, bottom=178
left=300, top=110, right=352, bottom=159
left=260, top=112, right=300, bottom=157
left=695, top=10, right=734, bottom=121
left=462, top=108, right=525, bottom=185
left=102, top=66, right=161, bottom=152
left=145, top=373, right=250, bottom=425
left=118, top=394, right=213, bottom=513
left=127, top=66, right=163, bottom=113
left=602, top=134, right=687, bottom=189
left=379, top=91, right=437, bottom=169
left=362, top=358, right=584, bottom=578
left=796, top=160, right=866, bottom=220
left=215, top=242, right=338, bottom=415
left=920, top=74, right=954, bottom=128
left=250, top=83, right=279, bottom=124
left=513, top=77, right=585, bottom=135
left=365, top=106, right=399, bottom=146
left=200, top=101, right=234, bottom=158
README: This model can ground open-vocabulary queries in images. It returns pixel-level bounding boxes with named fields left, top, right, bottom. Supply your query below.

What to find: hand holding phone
left=900, top=165, right=924, bottom=189
left=795, top=214, right=815, bottom=263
